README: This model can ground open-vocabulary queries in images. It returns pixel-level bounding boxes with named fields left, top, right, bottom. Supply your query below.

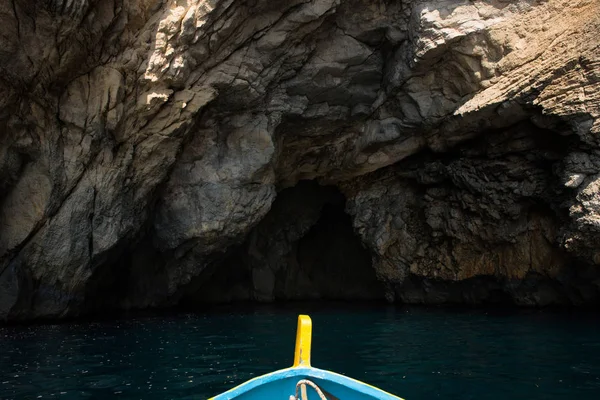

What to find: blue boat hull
left=210, top=366, right=402, bottom=400
left=210, top=315, right=403, bottom=399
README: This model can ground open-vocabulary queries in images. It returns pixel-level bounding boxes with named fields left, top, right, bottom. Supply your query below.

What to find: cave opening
left=293, top=202, right=383, bottom=300
left=183, top=180, right=385, bottom=305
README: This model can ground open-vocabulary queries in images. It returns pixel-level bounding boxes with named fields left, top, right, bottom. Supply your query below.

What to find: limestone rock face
left=1, top=0, right=599, bottom=319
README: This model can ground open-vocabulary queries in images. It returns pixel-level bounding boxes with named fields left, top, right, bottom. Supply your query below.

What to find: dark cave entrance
left=294, top=202, right=383, bottom=300
left=186, top=180, right=385, bottom=304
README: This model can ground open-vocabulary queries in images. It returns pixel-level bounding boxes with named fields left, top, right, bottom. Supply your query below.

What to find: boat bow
left=210, top=315, right=403, bottom=400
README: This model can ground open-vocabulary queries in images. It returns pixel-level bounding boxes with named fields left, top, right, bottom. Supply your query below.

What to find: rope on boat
left=291, top=379, right=328, bottom=400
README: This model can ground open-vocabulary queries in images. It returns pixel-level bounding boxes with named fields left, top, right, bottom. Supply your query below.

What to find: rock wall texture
left=1, top=0, right=600, bottom=320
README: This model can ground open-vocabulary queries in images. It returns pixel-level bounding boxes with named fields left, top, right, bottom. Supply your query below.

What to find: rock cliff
left=1, top=0, right=599, bottom=320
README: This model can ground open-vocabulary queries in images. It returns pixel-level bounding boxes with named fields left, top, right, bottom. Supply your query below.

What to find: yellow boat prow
left=293, top=315, right=312, bottom=368
left=210, top=314, right=404, bottom=400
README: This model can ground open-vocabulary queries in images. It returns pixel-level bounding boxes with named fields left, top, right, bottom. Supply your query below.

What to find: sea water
left=1, top=304, right=599, bottom=399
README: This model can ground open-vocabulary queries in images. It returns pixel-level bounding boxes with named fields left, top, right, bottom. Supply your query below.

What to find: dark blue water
left=1, top=305, right=599, bottom=399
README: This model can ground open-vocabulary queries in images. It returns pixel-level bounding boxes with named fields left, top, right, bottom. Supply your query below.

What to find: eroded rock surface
left=1, top=0, right=599, bottom=319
